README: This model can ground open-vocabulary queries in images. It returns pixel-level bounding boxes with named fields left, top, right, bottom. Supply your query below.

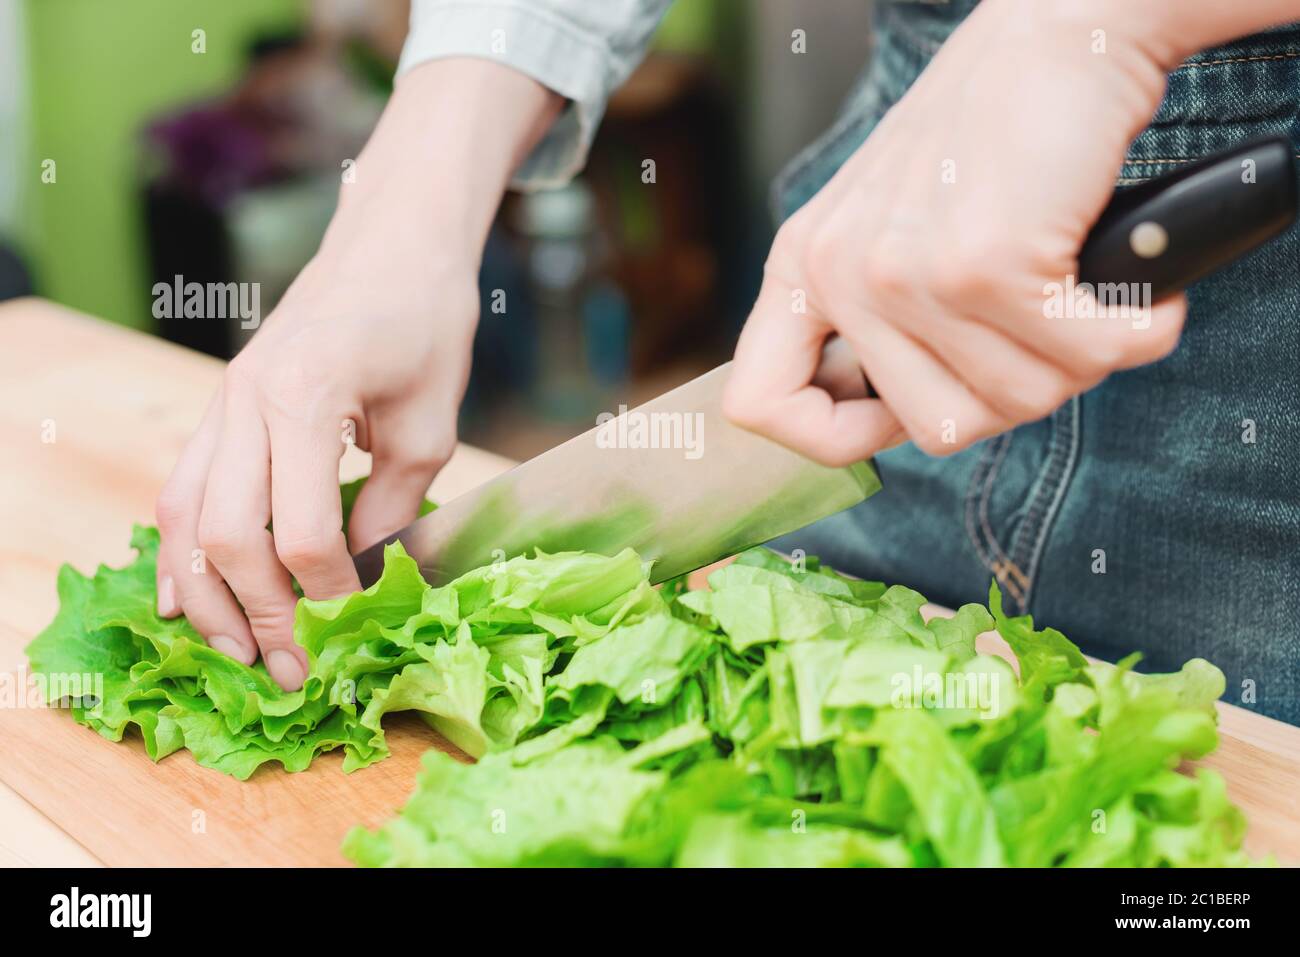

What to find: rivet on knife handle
left=1078, top=136, right=1297, bottom=299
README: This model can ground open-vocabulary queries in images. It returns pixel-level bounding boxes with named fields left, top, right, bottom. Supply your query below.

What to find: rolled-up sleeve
left=399, top=0, right=674, bottom=190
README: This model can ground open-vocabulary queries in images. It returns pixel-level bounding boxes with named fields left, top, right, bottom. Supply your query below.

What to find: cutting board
left=1, top=300, right=1298, bottom=866
left=0, top=300, right=516, bottom=866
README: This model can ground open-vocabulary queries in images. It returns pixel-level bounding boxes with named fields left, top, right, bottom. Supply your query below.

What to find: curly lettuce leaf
left=31, top=527, right=1253, bottom=869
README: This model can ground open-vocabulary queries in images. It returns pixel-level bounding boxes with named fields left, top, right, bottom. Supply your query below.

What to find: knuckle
left=771, top=210, right=815, bottom=261
left=987, top=376, right=1054, bottom=422
left=763, top=220, right=811, bottom=293
left=798, top=221, right=834, bottom=271
left=223, top=354, right=259, bottom=392
left=912, top=435, right=945, bottom=457
left=154, top=484, right=193, bottom=532
left=1030, top=386, right=1072, bottom=420
left=1064, top=354, right=1107, bottom=383
left=264, top=358, right=325, bottom=407
left=179, top=594, right=246, bottom=645
left=801, top=227, right=847, bottom=303
left=862, top=243, right=917, bottom=304
left=196, top=514, right=249, bottom=560
left=244, top=605, right=295, bottom=640
left=933, top=239, right=999, bottom=305
left=910, top=422, right=950, bottom=457
left=274, top=527, right=346, bottom=569
left=988, top=392, right=1039, bottom=424
left=1049, top=373, right=1082, bottom=410
left=1150, top=320, right=1185, bottom=360
left=403, top=432, right=457, bottom=474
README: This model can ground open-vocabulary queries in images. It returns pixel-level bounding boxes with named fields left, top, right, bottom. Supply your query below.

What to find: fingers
left=346, top=463, right=431, bottom=553
left=267, top=413, right=361, bottom=601
left=198, top=385, right=305, bottom=690
left=922, top=312, right=1089, bottom=424
left=1107, top=294, right=1188, bottom=369
left=969, top=268, right=1189, bottom=381
left=838, top=314, right=1010, bottom=456
left=348, top=416, right=454, bottom=548
left=727, top=256, right=1187, bottom=465
left=154, top=396, right=259, bottom=665
left=724, top=272, right=902, bottom=467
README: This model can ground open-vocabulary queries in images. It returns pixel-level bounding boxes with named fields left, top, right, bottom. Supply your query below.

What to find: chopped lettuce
left=29, top=518, right=1253, bottom=867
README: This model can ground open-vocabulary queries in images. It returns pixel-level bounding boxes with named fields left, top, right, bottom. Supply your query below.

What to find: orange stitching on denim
left=989, top=562, right=1026, bottom=604
left=991, top=559, right=1030, bottom=591
left=1176, top=51, right=1300, bottom=70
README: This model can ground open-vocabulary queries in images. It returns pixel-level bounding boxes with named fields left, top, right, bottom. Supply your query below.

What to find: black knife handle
left=1078, top=136, right=1297, bottom=298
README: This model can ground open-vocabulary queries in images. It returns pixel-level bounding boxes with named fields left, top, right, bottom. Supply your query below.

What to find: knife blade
left=354, top=137, right=1297, bottom=589
left=353, top=351, right=880, bottom=587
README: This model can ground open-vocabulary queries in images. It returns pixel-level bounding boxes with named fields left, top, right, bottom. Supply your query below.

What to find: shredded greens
left=28, top=516, right=1252, bottom=867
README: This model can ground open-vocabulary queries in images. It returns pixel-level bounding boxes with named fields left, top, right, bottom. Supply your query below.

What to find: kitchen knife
left=354, top=339, right=883, bottom=588
left=354, top=137, right=1296, bottom=588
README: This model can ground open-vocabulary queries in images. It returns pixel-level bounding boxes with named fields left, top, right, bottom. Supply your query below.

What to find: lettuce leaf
left=30, top=523, right=1256, bottom=868
left=24, top=522, right=668, bottom=778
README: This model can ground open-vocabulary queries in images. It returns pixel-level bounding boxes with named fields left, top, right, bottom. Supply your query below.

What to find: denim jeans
left=769, top=0, right=1300, bottom=725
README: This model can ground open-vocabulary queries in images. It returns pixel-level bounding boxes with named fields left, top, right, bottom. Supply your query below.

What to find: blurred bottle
left=518, top=181, right=630, bottom=422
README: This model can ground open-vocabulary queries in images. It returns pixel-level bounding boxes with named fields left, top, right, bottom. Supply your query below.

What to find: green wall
left=21, top=0, right=303, bottom=329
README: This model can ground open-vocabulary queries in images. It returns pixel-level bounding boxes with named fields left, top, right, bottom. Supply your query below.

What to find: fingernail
left=208, top=634, right=252, bottom=664
left=266, top=650, right=306, bottom=692
left=157, top=576, right=179, bottom=617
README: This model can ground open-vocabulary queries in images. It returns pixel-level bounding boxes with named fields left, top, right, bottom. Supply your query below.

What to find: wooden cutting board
left=0, top=300, right=515, bottom=866
left=1, top=299, right=1297, bottom=866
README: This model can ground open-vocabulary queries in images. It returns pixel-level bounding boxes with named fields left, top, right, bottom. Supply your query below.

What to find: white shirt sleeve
left=399, top=0, right=675, bottom=190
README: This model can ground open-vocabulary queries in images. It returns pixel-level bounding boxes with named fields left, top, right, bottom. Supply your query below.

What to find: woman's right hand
left=153, top=59, right=562, bottom=690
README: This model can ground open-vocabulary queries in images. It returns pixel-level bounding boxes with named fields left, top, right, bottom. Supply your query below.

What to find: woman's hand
left=153, top=237, right=477, bottom=691
left=154, top=59, right=560, bottom=690
left=724, top=0, right=1190, bottom=465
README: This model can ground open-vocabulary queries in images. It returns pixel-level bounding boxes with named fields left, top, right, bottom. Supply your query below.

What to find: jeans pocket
left=961, top=399, right=1082, bottom=617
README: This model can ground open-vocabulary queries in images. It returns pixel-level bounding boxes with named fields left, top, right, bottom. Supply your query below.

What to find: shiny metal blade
left=353, top=360, right=880, bottom=587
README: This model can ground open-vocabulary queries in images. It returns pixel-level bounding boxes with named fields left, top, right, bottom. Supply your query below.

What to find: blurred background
left=0, top=0, right=873, bottom=460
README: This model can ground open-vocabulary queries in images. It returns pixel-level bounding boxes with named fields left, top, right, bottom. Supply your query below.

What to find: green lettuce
left=29, top=517, right=1255, bottom=867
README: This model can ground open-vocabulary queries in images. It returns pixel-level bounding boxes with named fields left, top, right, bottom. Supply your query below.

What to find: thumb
left=724, top=267, right=900, bottom=468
